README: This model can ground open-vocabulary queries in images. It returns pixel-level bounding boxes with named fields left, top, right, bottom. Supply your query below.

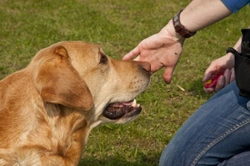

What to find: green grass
left=0, top=0, right=249, bottom=165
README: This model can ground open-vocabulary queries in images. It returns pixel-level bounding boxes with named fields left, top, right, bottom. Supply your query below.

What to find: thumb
left=123, top=47, right=140, bottom=60
left=163, top=67, right=174, bottom=84
left=202, top=72, right=213, bottom=82
left=202, top=64, right=217, bottom=82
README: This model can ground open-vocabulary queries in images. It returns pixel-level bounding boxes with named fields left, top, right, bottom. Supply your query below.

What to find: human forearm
left=233, top=26, right=250, bottom=52
left=180, top=0, right=232, bottom=33
left=123, top=0, right=249, bottom=84
left=162, top=0, right=233, bottom=42
left=233, top=37, right=242, bottom=52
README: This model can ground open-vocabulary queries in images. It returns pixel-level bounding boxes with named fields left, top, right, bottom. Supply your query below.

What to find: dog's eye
left=100, top=53, right=108, bottom=64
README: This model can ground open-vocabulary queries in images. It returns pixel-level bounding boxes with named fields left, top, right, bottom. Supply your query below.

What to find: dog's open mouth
left=103, top=99, right=141, bottom=120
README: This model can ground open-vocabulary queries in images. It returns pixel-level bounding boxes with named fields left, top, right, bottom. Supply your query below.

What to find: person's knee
left=218, top=151, right=250, bottom=166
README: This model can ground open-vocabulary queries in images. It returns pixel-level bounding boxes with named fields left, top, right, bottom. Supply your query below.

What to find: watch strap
left=226, top=47, right=240, bottom=55
left=172, top=10, right=196, bottom=38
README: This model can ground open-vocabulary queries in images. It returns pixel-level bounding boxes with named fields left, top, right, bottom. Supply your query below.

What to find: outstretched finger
left=123, top=47, right=140, bottom=60
left=162, top=67, right=174, bottom=84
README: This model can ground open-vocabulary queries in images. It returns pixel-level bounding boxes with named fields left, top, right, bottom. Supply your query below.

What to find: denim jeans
left=159, top=81, right=250, bottom=166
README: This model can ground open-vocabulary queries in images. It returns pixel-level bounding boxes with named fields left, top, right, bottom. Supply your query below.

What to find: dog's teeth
left=132, top=99, right=137, bottom=107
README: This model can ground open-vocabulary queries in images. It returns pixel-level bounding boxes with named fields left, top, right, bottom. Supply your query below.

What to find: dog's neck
left=36, top=103, right=91, bottom=155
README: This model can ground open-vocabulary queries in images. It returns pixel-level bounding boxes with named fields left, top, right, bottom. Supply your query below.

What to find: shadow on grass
left=189, top=78, right=212, bottom=99
left=79, top=152, right=160, bottom=166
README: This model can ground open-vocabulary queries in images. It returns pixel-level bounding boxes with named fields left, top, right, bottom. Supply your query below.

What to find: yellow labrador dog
left=0, top=41, right=151, bottom=166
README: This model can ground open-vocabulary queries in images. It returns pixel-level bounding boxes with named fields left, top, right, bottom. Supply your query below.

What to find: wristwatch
left=226, top=47, right=239, bottom=55
left=172, top=10, right=196, bottom=38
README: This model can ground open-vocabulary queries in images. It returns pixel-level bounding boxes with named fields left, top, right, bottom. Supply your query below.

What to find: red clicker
left=204, top=73, right=223, bottom=88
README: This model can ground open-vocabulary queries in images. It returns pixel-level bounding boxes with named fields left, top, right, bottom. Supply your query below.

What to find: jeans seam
left=190, top=118, right=250, bottom=166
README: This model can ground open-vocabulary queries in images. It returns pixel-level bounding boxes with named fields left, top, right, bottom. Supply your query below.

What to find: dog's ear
left=34, top=45, right=93, bottom=111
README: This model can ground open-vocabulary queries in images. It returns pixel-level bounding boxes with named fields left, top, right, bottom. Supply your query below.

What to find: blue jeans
left=159, top=81, right=250, bottom=166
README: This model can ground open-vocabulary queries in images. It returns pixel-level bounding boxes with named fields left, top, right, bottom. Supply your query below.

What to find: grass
left=0, top=0, right=249, bottom=165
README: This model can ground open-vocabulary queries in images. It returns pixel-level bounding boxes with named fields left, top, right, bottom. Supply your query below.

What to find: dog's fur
left=0, top=41, right=150, bottom=166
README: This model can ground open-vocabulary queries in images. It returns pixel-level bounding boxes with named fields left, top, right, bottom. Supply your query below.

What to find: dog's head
left=32, top=41, right=151, bottom=127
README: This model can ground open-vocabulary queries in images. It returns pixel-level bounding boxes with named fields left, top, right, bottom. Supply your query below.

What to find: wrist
left=226, top=47, right=240, bottom=55
left=161, top=19, right=186, bottom=43
left=172, top=10, right=196, bottom=38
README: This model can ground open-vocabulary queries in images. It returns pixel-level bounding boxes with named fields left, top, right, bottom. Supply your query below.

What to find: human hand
left=203, top=53, right=235, bottom=93
left=123, top=22, right=185, bottom=84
